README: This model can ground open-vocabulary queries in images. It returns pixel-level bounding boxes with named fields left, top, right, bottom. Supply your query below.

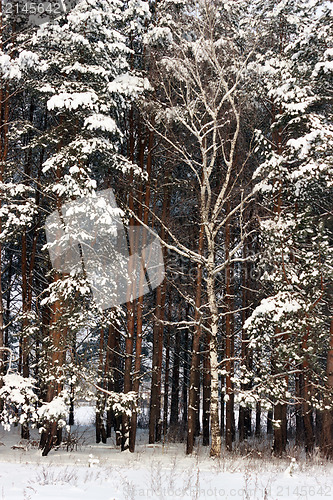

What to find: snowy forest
left=0, top=0, right=332, bottom=473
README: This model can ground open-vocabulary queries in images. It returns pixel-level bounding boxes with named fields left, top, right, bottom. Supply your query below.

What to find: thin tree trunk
left=128, top=119, right=146, bottom=451
left=21, top=229, right=30, bottom=440
left=220, top=375, right=225, bottom=437
left=195, top=374, right=201, bottom=437
left=255, top=402, right=261, bottom=437
left=0, top=82, right=9, bottom=403
left=149, top=182, right=169, bottom=444
left=267, top=408, right=273, bottom=434
left=207, top=242, right=221, bottom=457
left=96, top=328, right=107, bottom=444
left=302, top=324, right=314, bottom=454
left=321, top=317, right=333, bottom=457
left=202, top=328, right=211, bottom=446
left=186, top=223, right=204, bottom=454
left=315, top=408, right=322, bottom=446
left=105, top=322, right=114, bottom=439
left=225, top=202, right=233, bottom=452
left=129, top=129, right=153, bottom=452
left=155, top=278, right=167, bottom=442
left=239, top=239, right=252, bottom=441
left=20, top=102, right=37, bottom=439
left=4, top=254, right=12, bottom=368
left=170, top=315, right=181, bottom=428
left=122, top=103, right=136, bottom=451
left=163, top=300, right=171, bottom=438
left=182, top=316, right=189, bottom=430
left=295, top=370, right=303, bottom=446
left=272, top=329, right=287, bottom=456
left=122, top=265, right=135, bottom=450
left=109, top=322, right=122, bottom=446
left=162, top=322, right=170, bottom=438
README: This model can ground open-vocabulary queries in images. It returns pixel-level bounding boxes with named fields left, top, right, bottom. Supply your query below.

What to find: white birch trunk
left=207, top=248, right=221, bottom=457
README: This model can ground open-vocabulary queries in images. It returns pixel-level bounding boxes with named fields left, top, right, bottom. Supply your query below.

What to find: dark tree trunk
left=40, top=284, right=66, bottom=455
left=39, top=133, right=67, bottom=457
left=68, top=388, right=75, bottom=427
left=239, top=239, right=252, bottom=442
left=155, top=279, right=167, bottom=443
left=225, top=201, right=234, bottom=451
left=122, top=105, right=136, bottom=451
left=303, top=401, right=314, bottom=454
left=170, top=319, right=180, bottom=427
left=302, top=325, right=314, bottom=454
left=0, top=84, right=10, bottom=407
left=202, top=329, right=211, bottom=446
left=220, top=375, right=225, bottom=437
left=195, top=372, right=201, bottom=438
left=96, top=411, right=107, bottom=444
left=149, top=182, right=169, bottom=444
left=273, top=403, right=287, bottom=456
left=255, top=402, right=261, bottom=437
left=182, top=323, right=189, bottom=428
left=315, top=408, right=322, bottom=446
left=295, top=370, right=303, bottom=446
left=267, top=408, right=273, bottom=434
left=186, top=224, right=204, bottom=454
left=130, top=128, right=154, bottom=452
left=96, top=328, right=107, bottom=445
left=321, top=318, right=333, bottom=457
left=163, top=306, right=171, bottom=438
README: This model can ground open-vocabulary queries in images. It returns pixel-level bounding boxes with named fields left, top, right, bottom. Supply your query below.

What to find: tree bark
left=255, top=402, right=261, bottom=437
left=96, top=328, right=107, bottom=445
left=273, top=402, right=287, bottom=456
left=207, top=245, right=221, bottom=457
left=163, top=311, right=170, bottom=438
left=301, top=324, right=314, bottom=454
left=182, top=316, right=189, bottom=430
left=239, top=239, right=252, bottom=441
left=40, top=283, right=66, bottom=456
left=225, top=202, right=233, bottom=452
left=129, top=129, right=154, bottom=451
left=321, top=318, right=333, bottom=457
left=40, top=156, right=67, bottom=456
left=202, top=328, right=211, bottom=446
left=149, top=179, right=169, bottom=443
left=267, top=408, right=273, bottom=434
left=295, top=370, right=303, bottom=446
left=108, top=321, right=122, bottom=446
left=186, top=223, right=204, bottom=454
left=122, top=104, right=136, bottom=451
left=0, top=81, right=9, bottom=405
left=170, top=314, right=180, bottom=427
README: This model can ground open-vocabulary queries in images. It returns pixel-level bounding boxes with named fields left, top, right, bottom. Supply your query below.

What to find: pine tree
left=244, top=0, right=333, bottom=455
left=27, top=0, right=151, bottom=455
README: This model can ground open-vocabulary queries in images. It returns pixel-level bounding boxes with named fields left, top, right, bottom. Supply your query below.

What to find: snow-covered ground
left=0, top=406, right=332, bottom=499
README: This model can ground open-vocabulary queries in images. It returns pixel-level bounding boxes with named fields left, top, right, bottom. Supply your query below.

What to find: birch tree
left=144, top=0, right=253, bottom=457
